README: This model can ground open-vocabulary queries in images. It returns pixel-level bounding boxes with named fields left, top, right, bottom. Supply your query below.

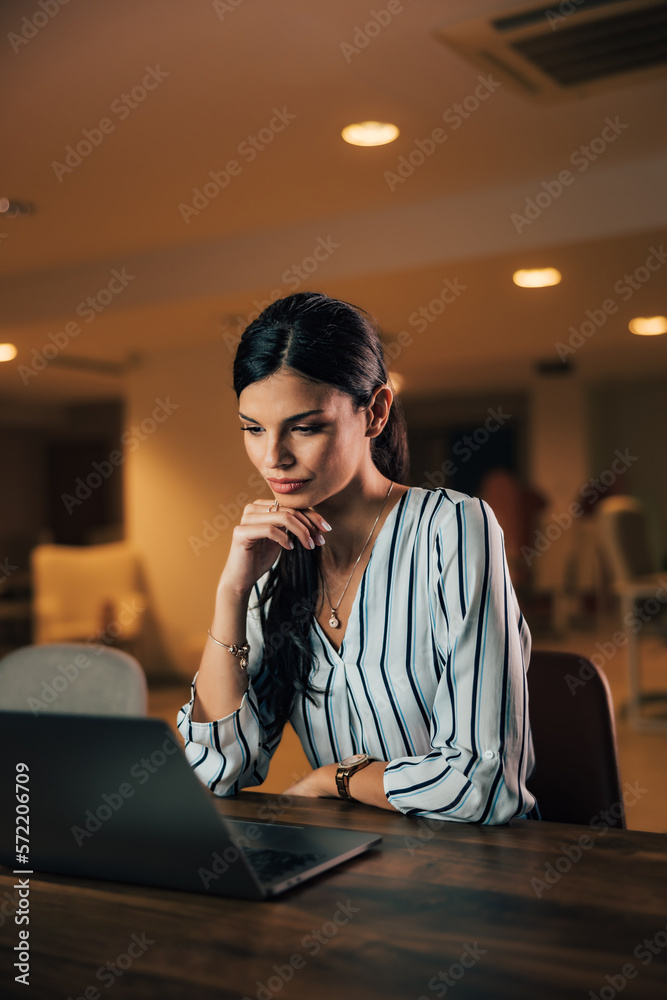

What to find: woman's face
left=238, top=368, right=385, bottom=507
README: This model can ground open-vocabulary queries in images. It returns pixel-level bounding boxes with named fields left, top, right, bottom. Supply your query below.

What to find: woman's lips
left=268, top=480, right=310, bottom=494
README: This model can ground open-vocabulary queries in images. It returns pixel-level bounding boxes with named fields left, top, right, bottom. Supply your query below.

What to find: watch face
left=340, top=754, right=368, bottom=767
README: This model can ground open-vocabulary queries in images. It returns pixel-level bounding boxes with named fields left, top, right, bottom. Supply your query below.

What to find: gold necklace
left=321, top=481, right=394, bottom=628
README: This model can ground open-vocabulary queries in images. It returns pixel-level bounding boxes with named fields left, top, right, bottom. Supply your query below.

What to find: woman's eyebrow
left=238, top=409, right=326, bottom=422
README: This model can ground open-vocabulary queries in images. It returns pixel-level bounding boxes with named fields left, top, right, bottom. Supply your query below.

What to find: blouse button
left=483, top=750, right=494, bottom=759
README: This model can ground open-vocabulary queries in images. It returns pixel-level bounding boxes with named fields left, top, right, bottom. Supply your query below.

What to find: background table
left=1, top=792, right=666, bottom=999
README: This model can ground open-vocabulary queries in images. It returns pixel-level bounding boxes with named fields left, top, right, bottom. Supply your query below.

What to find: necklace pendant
left=329, top=611, right=339, bottom=628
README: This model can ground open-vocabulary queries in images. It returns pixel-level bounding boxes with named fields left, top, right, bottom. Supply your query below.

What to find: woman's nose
left=264, top=435, right=291, bottom=466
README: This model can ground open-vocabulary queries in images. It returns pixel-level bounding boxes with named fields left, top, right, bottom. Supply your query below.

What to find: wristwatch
left=335, top=753, right=376, bottom=800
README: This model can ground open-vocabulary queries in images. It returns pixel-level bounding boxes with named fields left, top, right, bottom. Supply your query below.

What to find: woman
left=177, top=291, right=539, bottom=823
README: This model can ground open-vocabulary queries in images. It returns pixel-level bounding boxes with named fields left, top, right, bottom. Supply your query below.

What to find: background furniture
left=31, top=541, right=147, bottom=654
left=0, top=642, right=147, bottom=716
left=595, top=495, right=667, bottom=729
left=1, top=793, right=664, bottom=1000
left=526, top=650, right=625, bottom=827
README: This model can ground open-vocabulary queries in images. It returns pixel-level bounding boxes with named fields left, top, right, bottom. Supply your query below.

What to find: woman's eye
left=241, top=425, right=321, bottom=435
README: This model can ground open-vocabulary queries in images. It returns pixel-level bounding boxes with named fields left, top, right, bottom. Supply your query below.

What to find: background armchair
left=31, top=542, right=147, bottom=654
left=595, top=495, right=667, bottom=729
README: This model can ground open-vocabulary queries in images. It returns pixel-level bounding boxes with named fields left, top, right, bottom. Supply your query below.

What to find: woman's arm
left=282, top=761, right=398, bottom=811
left=283, top=497, right=536, bottom=824
left=380, top=497, right=535, bottom=823
left=191, top=580, right=252, bottom=723
left=177, top=574, right=285, bottom=797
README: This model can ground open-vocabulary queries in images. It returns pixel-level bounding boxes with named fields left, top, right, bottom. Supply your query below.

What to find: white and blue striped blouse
left=177, top=486, right=539, bottom=824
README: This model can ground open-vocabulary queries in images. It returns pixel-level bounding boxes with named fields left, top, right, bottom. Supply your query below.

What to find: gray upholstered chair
left=0, top=643, right=148, bottom=716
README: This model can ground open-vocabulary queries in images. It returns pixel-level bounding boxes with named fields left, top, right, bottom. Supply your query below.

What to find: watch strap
left=335, top=755, right=376, bottom=800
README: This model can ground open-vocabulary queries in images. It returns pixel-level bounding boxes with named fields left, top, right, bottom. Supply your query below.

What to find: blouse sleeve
left=382, top=495, right=536, bottom=824
left=176, top=569, right=284, bottom=796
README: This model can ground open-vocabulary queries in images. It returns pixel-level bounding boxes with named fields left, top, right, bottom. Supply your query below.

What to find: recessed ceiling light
left=0, top=343, right=18, bottom=362
left=628, top=316, right=667, bottom=336
left=341, top=121, right=400, bottom=147
left=513, top=268, right=562, bottom=288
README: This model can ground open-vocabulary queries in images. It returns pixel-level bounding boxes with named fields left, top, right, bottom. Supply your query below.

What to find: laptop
left=0, top=711, right=381, bottom=899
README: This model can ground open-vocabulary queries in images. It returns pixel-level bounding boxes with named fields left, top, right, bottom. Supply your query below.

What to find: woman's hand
left=282, top=764, right=339, bottom=798
left=218, top=498, right=332, bottom=598
left=283, top=761, right=397, bottom=811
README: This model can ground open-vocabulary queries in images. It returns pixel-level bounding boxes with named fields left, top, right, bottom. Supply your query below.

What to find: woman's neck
left=313, top=475, right=401, bottom=572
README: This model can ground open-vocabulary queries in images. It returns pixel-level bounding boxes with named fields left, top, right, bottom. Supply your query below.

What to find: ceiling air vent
left=434, top=0, right=667, bottom=102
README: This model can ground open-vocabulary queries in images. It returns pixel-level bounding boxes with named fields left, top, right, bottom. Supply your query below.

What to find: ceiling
left=1, top=0, right=666, bottom=409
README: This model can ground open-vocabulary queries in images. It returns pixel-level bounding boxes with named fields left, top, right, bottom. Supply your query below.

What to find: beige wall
left=125, top=338, right=263, bottom=676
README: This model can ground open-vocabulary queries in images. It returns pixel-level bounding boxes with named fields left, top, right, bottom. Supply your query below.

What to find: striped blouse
left=177, top=486, right=539, bottom=824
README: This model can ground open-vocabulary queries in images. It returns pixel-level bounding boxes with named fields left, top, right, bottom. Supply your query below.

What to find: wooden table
left=1, top=792, right=666, bottom=999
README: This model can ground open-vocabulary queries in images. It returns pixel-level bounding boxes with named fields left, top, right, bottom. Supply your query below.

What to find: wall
left=125, top=337, right=262, bottom=677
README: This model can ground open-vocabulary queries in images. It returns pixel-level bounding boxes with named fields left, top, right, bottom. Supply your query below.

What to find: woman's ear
left=366, top=384, right=393, bottom=438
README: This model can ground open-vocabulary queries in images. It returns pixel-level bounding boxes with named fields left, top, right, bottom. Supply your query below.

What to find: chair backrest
left=525, top=650, right=625, bottom=828
left=595, top=496, right=657, bottom=583
left=0, top=643, right=148, bottom=716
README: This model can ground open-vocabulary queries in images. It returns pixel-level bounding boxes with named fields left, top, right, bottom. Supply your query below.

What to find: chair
left=31, top=542, right=147, bottom=651
left=525, top=650, right=625, bottom=828
left=0, top=643, right=148, bottom=716
left=595, top=496, right=667, bottom=730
